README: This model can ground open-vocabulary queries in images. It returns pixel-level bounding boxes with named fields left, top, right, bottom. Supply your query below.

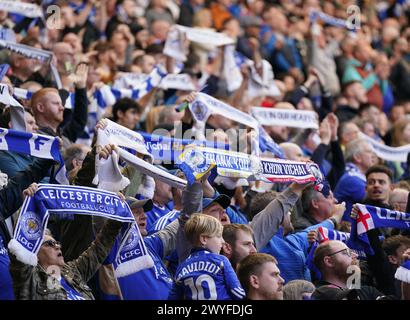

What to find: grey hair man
left=334, top=138, right=377, bottom=221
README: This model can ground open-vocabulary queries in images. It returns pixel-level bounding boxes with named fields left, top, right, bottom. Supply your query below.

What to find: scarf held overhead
left=0, top=127, right=68, bottom=184
left=163, top=25, right=235, bottom=61
left=139, top=131, right=229, bottom=163
left=93, top=66, right=166, bottom=109
left=360, top=132, right=410, bottom=163
left=188, top=92, right=260, bottom=154
left=8, top=184, right=153, bottom=277
left=178, top=145, right=323, bottom=185
left=348, top=204, right=410, bottom=255
left=251, top=107, right=319, bottom=129
left=95, top=120, right=187, bottom=191
left=0, top=0, right=44, bottom=18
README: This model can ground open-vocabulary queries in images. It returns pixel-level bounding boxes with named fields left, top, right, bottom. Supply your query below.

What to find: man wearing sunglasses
left=311, top=240, right=394, bottom=300
left=0, top=157, right=58, bottom=300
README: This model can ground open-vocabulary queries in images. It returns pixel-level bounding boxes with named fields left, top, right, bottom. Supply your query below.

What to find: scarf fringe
left=395, top=265, right=410, bottom=284
left=8, top=238, right=38, bottom=266
left=114, top=255, right=155, bottom=278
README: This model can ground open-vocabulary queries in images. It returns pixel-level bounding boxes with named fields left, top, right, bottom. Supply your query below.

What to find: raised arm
left=0, top=158, right=55, bottom=220
left=250, top=182, right=309, bottom=250
left=62, top=64, right=89, bottom=143
left=69, top=219, right=122, bottom=283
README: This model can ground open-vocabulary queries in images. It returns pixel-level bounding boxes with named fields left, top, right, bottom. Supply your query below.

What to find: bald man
left=279, top=142, right=307, bottom=161
left=31, top=65, right=88, bottom=146
left=389, top=188, right=409, bottom=212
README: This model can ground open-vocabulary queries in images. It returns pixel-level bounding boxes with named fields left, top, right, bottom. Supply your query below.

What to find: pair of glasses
left=327, top=248, right=352, bottom=257
left=42, top=240, right=61, bottom=248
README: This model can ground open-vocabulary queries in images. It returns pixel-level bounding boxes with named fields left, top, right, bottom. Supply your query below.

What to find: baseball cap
left=202, top=194, right=231, bottom=210
left=126, top=197, right=153, bottom=212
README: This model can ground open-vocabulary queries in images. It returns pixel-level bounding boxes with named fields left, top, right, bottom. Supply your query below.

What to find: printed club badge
left=190, top=100, right=208, bottom=122
left=21, top=211, right=42, bottom=240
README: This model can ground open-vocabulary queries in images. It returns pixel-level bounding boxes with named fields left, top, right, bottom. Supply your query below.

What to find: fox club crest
left=190, top=100, right=208, bottom=122
left=21, top=211, right=42, bottom=241
left=121, top=225, right=140, bottom=252
left=183, top=147, right=208, bottom=173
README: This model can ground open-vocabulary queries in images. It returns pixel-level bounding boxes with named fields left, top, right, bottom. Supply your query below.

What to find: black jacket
left=0, top=158, right=55, bottom=244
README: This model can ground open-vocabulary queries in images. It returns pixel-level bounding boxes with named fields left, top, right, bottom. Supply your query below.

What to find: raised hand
left=307, top=229, right=318, bottom=244
left=331, top=201, right=346, bottom=224
left=95, top=119, right=108, bottom=132
left=319, top=117, right=331, bottom=145
left=326, top=113, right=339, bottom=141
left=117, top=191, right=125, bottom=202
left=350, top=204, right=359, bottom=220
left=185, top=91, right=198, bottom=104
left=73, top=63, right=89, bottom=89
left=23, top=183, right=39, bottom=197
left=98, top=144, right=117, bottom=160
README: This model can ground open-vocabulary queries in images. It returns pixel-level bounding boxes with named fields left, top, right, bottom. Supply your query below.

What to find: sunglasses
left=41, top=239, right=61, bottom=248
left=327, top=248, right=353, bottom=258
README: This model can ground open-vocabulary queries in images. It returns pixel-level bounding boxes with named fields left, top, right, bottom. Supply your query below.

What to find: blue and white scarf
left=95, top=120, right=187, bottom=191
left=114, top=72, right=195, bottom=92
left=0, top=40, right=52, bottom=63
left=258, top=125, right=285, bottom=158
left=158, top=74, right=196, bottom=91
left=8, top=184, right=153, bottom=277
left=13, top=86, right=75, bottom=109
left=93, top=66, right=167, bottom=109
left=0, top=83, right=22, bottom=107
left=178, top=145, right=323, bottom=185
left=0, top=40, right=62, bottom=88
left=317, top=226, right=366, bottom=258
left=309, top=10, right=355, bottom=30
left=0, top=0, right=44, bottom=18
left=113, top=73, right=150, bottom=90
left=395, top=260, right=410, bottom=284
left=348, top=204, right=410, bottom=255
left=0, top=127, right=68, bottom=184
left=139, top=131, right=229, bottom=164
left=0, top=64, right=9, bottom=81
left=0, top=28, right=15, bottom=42
left=223, top=47, right=281, bottom=97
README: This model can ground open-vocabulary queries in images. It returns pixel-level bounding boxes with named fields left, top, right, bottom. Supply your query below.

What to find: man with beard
left=236, top=253, right=285, bottom=300
left=311, top=240, right=392, bottom=300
